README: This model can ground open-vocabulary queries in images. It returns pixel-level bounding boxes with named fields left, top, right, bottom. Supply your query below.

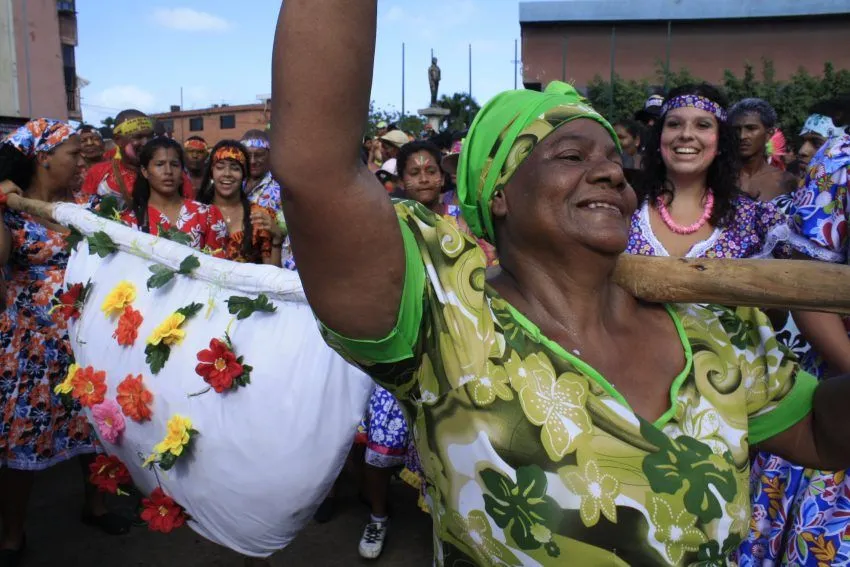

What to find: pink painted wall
left=13, top=0, right=67, bottom=120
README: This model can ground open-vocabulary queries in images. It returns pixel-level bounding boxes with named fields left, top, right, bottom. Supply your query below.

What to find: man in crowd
left=82, top=109, right=195, bottom=202
left=376, top=129, right=408, bottom=180
left=634, top=94, right=664, bottom=129
left=729, top=98, right=797, bottom=201
left=77, top=124, right=106, bottom=171
left=183, top=136, right=209, bottom=195
left=241, top=129, right=282, bottom=212
left=797, top=100, right=849, bottom=174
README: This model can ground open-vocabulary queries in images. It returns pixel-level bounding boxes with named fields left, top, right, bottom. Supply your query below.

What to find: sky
left=76, top=0, right=531, bottom=125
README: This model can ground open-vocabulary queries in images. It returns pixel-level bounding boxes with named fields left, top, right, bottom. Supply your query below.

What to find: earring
left=42, top=163, right=50, bottom=170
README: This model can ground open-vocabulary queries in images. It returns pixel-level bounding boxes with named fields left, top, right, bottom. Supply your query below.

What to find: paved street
left=16, top=459, right=433, bottom=567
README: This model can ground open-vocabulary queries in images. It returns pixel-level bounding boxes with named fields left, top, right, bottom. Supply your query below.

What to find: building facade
left=0, top=0, right=81, bottom=134
left=520, top=0, right=850, bottom=92
left=151, top=102, right=271, bottom=146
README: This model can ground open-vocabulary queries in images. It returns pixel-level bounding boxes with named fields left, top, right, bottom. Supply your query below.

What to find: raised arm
left=270, top=0, right=405, bottom=340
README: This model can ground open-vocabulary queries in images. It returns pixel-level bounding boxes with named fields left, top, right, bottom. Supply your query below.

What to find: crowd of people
left=1, top=2, right=850, bottom=565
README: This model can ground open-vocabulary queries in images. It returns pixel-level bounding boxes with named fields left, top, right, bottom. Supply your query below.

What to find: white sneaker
left=358, top=521, right=388, bottom=559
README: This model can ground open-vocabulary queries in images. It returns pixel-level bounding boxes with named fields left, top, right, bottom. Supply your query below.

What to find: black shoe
left=0, top=535, right=26, bottom=567
left=81, top=511, right=131, bottom=535
left=313, top=497, right=335, bottom=524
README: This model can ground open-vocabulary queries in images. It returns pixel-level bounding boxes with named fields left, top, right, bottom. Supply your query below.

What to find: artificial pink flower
left=91, top=399, right=126, bottom=444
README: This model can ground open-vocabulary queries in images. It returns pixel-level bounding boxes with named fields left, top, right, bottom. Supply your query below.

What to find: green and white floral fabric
left=322, top=201, right=818, bottom=567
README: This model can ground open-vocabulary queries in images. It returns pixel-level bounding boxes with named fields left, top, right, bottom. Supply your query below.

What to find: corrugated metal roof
left=519, top=0, right=850, bottom=23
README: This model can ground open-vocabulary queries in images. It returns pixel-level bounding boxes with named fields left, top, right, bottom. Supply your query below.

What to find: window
left=220, top=114, right=236, bottom=129
left=189, top=117, right=204, bottom=132
left=158, top=119, right=174, bottom=133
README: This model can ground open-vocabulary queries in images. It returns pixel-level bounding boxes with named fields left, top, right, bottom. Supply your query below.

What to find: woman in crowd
left=0, top=120, right=129, bottom=566
left=745, top=131, right=850, bottom=567
left=120, top=138, right=228, bottom=255
left=613, top=119, right=643, bottom=169
left=196, top=140, right=283, bottom=266
left=625, top=85, right=807, bottom=369
left=627, top=84, right=792, bottom=260
left=271, top=2, right=850, bottom=565
left=351, top=140, right=454, bottom=559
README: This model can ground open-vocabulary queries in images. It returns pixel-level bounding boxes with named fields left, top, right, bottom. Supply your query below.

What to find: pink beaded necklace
left=656, top=191, right=715, bottom=235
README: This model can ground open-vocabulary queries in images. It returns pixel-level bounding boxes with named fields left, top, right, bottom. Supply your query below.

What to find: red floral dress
left=119, top=200, right=229, bottom=255
left=223, top=205, right=275, bottom=264
left=0, top=210, right=98, bottom=470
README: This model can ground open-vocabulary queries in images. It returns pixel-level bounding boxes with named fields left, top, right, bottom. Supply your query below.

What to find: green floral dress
left=322, top=201, right=818, bottom=567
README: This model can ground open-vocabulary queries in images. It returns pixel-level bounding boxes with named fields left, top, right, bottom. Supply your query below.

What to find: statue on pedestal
left=428, top=57, right=441, bottom=107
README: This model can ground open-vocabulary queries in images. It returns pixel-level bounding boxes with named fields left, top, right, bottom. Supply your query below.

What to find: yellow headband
left=113, top=116, right=154, bottom=137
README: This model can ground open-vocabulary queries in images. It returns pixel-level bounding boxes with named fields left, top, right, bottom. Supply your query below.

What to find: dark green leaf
left=146, top=264, right=176, bottom=290
left=158, top=451, right=177, bottom=471
left=157, top=225, right=192, bottom=246
left=144, top=343, right=170, bottom=374
left=64, top=226, right=84, bottom=253
left=87, top=231, right=118, bottom=257
left=178, top=255, right=200, bottom=275
left=177, top=302, right=203, bottom=318
left=641, top=421, right=737, bottom=523
left=95, top=194, right=122, bottom=220
left=227, top=294, right=277, bottom=320
left=480, top=468, right=514, bottom=502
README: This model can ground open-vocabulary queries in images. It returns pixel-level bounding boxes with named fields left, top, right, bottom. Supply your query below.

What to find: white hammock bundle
left=51, top=202, right=373, bottom=558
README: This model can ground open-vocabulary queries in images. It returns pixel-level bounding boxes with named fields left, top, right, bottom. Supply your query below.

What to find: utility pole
left=609, top=26, right=616, bottom=116
left=401, top=43, right=406, bottom=116
left=513, top=39, right=519, bottom=89
left=468, top=43, right=472, bottom=98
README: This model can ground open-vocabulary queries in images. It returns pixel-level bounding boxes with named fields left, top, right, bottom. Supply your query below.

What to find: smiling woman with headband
left=271, top=2, right=850, bottom=565
left=196, top=140, right=283, bottom=266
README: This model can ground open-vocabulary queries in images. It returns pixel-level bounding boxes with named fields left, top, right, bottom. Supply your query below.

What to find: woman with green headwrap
left=270, top=2, right=850, bottom=565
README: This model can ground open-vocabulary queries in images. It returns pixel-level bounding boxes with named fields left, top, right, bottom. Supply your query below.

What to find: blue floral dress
left=0, top=210, right=98, bottom=470
left=743, top=134, right=850, bottom=567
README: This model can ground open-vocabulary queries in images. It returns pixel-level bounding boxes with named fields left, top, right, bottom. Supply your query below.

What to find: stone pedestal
left=418, top=106, right=450, bottom=132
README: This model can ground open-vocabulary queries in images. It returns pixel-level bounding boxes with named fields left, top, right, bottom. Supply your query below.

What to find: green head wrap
left=456, top=81, right=620, bottom=243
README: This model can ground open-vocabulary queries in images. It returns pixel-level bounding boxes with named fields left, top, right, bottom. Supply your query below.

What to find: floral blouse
left=119, top=200, right=228, bottom=255
left=321, top=200, right=817, bottom=567
left=626, top=195, right=792, bottom=259
left=223, top=205, right=275, bottom=264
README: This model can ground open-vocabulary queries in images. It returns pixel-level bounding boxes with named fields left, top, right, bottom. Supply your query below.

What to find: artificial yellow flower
left=101, top=281, right=137, bottom=317
left=54, top=363, right=79, bottom=395
left=153, top=415, right=193, bottom=457
left=147, top=313, right=186, bottom=346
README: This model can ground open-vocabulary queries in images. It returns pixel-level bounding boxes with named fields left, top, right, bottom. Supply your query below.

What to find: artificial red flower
left=71, top=366, right=107, bottom=408
left=88, top=454, right=131, bottom=494
left=195, top=338, right=243, bottom=393
left=140, top=487, right=187, bottom=533
left=54, top=283, right=84, bottom=320
left=116, top=374, right=153, bottom=422
left=113, top=305, right=144, bottom=346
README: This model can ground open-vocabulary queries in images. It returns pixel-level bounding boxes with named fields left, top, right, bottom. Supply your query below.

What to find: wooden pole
left=6, top=193, right=56, bottom=220
left=4, top=194, right=850, bottom=315
left=612, top=255, right=850, bottom=315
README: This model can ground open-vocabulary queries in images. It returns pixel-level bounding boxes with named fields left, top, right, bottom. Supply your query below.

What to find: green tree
left=365, top=102, right=426, bottom=138
left=101, top=116, right=115, bottom=129
left=438, top=92, right=481, bottom=131
left=586, top=74, right=650, bottom=124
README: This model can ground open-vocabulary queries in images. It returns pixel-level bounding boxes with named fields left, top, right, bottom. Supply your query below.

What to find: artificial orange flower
left=113, top=305, right=144, bottom=346
left=70, top=365, right=107, bottom=408
left=116, top=374, right=153, bottom=422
